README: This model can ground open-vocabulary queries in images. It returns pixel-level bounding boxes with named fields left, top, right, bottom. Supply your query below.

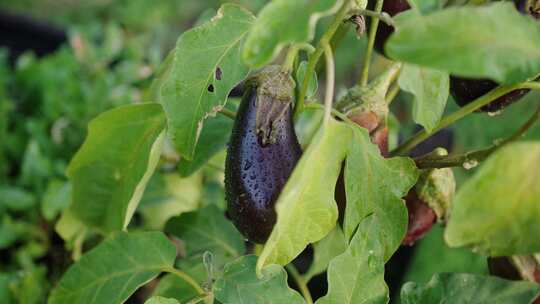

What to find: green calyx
left=335, top=63, right=401, bottom=121
left=415, top=148, right=456, bottom=221
left=249, top=66, right=296, bottom=145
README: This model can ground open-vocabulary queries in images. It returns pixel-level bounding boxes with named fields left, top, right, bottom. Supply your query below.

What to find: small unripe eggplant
left=225, top=67, right=302, bottom=243
left=450, top=0, right=539, bottom=112
left=367, top=0, right=411, bottom=56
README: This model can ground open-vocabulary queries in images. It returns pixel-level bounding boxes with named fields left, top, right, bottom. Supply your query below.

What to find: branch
left=415, top=102, right=540, bottom=169
left=295, top=0, right=352, bottom=117
left=286, top=264, right=313, bottom=304
left=390, top=82, right=539, bottom=157
left=359, top=0, right=384, bottom=86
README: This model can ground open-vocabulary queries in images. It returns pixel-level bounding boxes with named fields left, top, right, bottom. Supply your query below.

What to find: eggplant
left=225, top=67, right=302, bottom=243
left=450, top=0, right=539, bottom=112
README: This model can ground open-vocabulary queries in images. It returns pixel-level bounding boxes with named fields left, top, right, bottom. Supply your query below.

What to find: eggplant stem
left=286, top=264, right=313, bottom=304
left=323, top=43, right=335, bottom=126
left=359, top=0, right=384, bottom=86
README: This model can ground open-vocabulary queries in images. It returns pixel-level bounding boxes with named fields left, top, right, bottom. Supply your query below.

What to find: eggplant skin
left=225, top=71, right=302, bottom=243
left=450, top=77, right=530, bottom=113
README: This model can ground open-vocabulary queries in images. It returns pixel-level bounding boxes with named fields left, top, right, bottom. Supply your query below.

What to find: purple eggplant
left=225, top=67, right=302, bottom=243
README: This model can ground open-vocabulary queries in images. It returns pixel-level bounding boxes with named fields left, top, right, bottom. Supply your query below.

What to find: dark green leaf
left=242, top=0, right=342, bottom=67
left=401, top=273, right=540, bottom=304
left=214, top=255, right=305, bottom=304
left=317, top=215, right=388, bottom=304
left=48, top=232, right=176, bottom=304
left=387, top=3, right=540, bottom=84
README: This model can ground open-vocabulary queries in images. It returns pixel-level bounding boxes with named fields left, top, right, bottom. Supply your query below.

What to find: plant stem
left=415, top=102, right=540, bottom=169
left=163, top=267, right=205, bottom=295
left=286, top=264, right=313, bottom=304
left=323, top=43, right=335, bottom=126
left=359, top=0, right=384, bottom=86
left=219, top=108, right=237, bottom=120
left=351, top=9, right=394, bottom=26
left=295, top=0, right=352, bottom=118
left=283, top=46, right=300, bottom=72
left=389, top=82, right=533, bottom=156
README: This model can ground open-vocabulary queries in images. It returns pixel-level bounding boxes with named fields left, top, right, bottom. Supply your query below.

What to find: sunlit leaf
left=67, top=103, right=166, bottom=233
left=445, top=142, right=540, bottom=256
left=144, top=297, right=179, bottom=304
left=257, top=119, right=351, bottom=271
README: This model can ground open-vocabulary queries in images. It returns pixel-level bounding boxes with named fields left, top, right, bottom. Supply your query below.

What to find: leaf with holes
left=161, top=4, right=255, bottom=160
left=48, top=232, right=176, bottom=304
left=67, top=103, right=166, bottom=233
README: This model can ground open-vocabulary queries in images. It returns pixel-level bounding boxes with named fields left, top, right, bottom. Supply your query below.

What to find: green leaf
left=152, top=255, right=207, bottom=303
left=139, top=172, right=203, bottom=230
left=304, top=227, right=347, bottom=281
left=144, top=296, right=180, bottom=304
left=445, top=142, right=540, bottom=256
left=257, top=119, right=351, bottom=271
left=48, top=231, right=176, bottom=304
left=178, top=104, right=234, bottom=176
left=317, top=215, right=388, bottom=304
left=165, top=205, right=244, bottom=260
left=398, top=64, right=449, bottom=132
left=0, top=186, right=36, bottom=212
left=242, top=0, right=342, bottom=67
left=387, top=3, right=540, bottom=84
left=214, top=255, right=305, bottom=304
left=41, top=179, right=71, bottom=221
left=407, top=0, right=444, bottom=14
left=67, top=103, right=166, bottom=233
left=296, top=61, right=318, bottom=100
left=161, top=4, right=255, bottom=160
left=343, top=124, right=418, bottom=260
left=294, top=107, right=324, bottom=149
left=401, top=273, right=540, bottom=304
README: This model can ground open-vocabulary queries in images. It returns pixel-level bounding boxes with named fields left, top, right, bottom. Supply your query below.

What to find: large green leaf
left=343, top=124, right=418, bottom=260
left=304, top=227, right=347, bottom=281
left=317, top=215, right=388, bottom=304
left=445, top=142, right=540, bottom=256
left=401, top=273, right=540, bottom=304
left=165, top=205, right=244, bottom=260
left=242, top=0, right=342, bottom=67
left=48, top=232, right=176, bottom=304
left=398, top=64, right=449, bottom=132
left=161, top=4, right=254, bottom=160
left=257, top=119, right=352, bottom=271
left=67, top=103, right=166, bottom=233
left=214, top=255, right=305, bottom=304
left=387, top=3, right=540, bottom=84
